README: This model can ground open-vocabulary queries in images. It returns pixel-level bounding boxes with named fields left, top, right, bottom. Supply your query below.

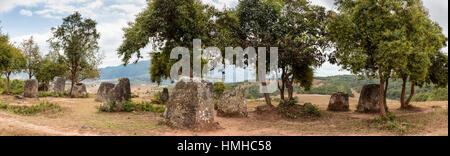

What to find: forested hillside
left=227, top=75, right=448, bottom=102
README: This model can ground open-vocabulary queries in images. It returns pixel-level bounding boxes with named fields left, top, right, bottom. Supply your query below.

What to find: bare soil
left=0, top=93, right=447, bottom=136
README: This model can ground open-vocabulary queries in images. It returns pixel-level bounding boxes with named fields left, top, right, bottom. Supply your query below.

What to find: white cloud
left=3, top=0, right=447, bottom=76
left=11, top=31, right=53, bottom=56
left=19, top=9, right=33, bottom=16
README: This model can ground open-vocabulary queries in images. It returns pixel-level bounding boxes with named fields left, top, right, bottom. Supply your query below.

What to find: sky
left=0, top=0, right=448, bottom=77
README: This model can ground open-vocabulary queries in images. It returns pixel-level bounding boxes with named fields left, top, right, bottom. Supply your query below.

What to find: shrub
left=99, top=101, right=165, bottom=113
left=0, top=79, right=25, bottom=95
left=71, top=94, right=89, bottom=98
left=39, top=91, right=63, bottom=97
left=213, top=82, right=227, bottom=99
left=303, top=103, right=321, bottom=117
left=0, top=101, right=62, bottom=116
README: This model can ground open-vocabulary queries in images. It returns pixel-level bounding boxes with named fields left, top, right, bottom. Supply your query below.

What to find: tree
left=1, top=43, right=26, bottom=94
left=427, top=52, right=448, bottom=89
left=234, top=0, right=330, bottom=107
left=234, top=0, right=284, bottom=107
left=118, top=0, right=215, bottom=84
left=48, top=12, right=102, bottom=96
left=382, top=0, right=448, bottom=109
left=274, top=0, right=330, bottom=105
left=35, top=53, right=66, bottom=84
left=20, top=36, right=42, bottom=79
left=328, top=0, right=428, bottom=119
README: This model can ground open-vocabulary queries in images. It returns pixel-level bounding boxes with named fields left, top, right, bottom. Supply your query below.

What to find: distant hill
left=98, top=60, right=152, bottom=84
left=227, top=75, right=448, bottom=102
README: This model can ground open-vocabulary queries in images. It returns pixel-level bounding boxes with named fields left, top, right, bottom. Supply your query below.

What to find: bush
left=71, top=94, right=89, bottom=98
left=99, top=101, right=165, bottom=113
left=39, top=91, right=63, bottom=97
left=0, top=79, right=25, bottom=95
left=303, top=103, right=321, bottom=117
left=213, top=82, right=227, bottom=99
left=0, top=101, right=62, bottom=116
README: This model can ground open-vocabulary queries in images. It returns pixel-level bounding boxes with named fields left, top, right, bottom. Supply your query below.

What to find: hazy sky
left=0, top=0, right=448, bottom=77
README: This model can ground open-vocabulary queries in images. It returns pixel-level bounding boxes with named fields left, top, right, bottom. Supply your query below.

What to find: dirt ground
left=0, top=93, right=447, bottom=136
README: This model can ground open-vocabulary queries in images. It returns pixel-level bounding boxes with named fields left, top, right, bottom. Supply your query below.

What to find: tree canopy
left=328, top=0, right=448, bottom=118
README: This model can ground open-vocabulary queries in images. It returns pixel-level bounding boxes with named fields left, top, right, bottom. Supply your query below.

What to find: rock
left=217, top=90, right=248, bottom=117
left=328, top=92, right=350, bottom=111
left=38, top=83, right=49, bottom=91
left=15, top=95, right=24, bottom=100
left=95, top=82, right=115, bottom=102
left=23, top=79, right=38, bottom=98
left=52, top=77, right=66, bottom=95
left=255, top=105, right=276, bottom=115
left=160, top=88, right=169, bottom=103
left=72, top=83, right=87, bottom=97
left=102, top=78, right=131, bottom=110
left=164, top=80, right=215, bottom=129
left=357, top=84, right=387, bottom=113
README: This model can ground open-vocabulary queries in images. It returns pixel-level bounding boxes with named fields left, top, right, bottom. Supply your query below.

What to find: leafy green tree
left=20, top=36, right=42, bottom=79
left=328, top=0, right=434, bottom=118
left=235, top=0, right=330, bottom=107
left=118, top=0, right=214, bottom=69
left=427, top=52, right=448, bottom=89
left=234, top=0, right=284, bottom=107
left=35, top=53, right=66, bottom=84
left=48, top=12, right=102, bottom=96
left=275, top=0, right=330, bottom=104
left=1, top=44, right=26, bottom=94
left=382, top=0, right=448, bottom=109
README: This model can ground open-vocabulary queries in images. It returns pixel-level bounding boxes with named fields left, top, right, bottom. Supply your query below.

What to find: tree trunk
left=287, top=84, right=294, bottom=101
left=384, top=78, right=389, bottom=109
left=279, top=83, right=285, bottom=101
left=262, top=82, right=273, bottom=107
left=405, top=83, right=415, bottom=107
left=379, top=75, right=388, bottom=119
left=400, top=77, right=408, bottom=109
left=6, top=73, right=11, bottom=95
left=70, top=71, right=76, bottom=97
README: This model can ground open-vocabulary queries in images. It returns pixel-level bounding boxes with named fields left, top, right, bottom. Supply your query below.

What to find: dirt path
left=0, top=114, right=97, bottom=136
left=351, top=88, right=360, bottom=99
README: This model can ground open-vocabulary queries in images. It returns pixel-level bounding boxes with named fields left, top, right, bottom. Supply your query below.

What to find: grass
left=367, top=112, right=412, bottom=135
left=98, top=101, right=165, bottom=113
left=0, top=101, right=62, bottom=116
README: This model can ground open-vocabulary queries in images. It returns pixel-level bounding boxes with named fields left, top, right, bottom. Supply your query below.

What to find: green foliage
left=0, top=78, right=25, bottom=95
left=118, top=0, right=215, bottom=84
left=303, top=103, right=321, bottom=117
left=0, top=101, right=62, bottom=116
left=38, top=91, right=63, bottom=98
left=369, top=112, right=411, bottom=135
left=9, top=79, right=25, bottom=95
left=98, top=101, right=165, bottom=113
left=213, top=82, right=227, bottom=99
left=35, top=56, right=66, bottom=84
left=70, top=93, right=89, bottom=99
left=0, top=34, right=26, bottom=94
